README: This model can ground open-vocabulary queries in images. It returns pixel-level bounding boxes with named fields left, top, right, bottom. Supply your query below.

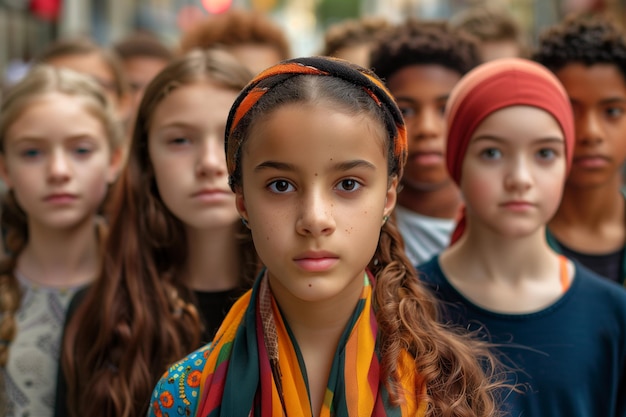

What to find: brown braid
left=0, top=192, right=28, bottom=366
left=372, top=216, right=506, bottom=416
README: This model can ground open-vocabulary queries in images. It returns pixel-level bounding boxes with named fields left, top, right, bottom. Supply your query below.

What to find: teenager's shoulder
left=147, top=344, right=212, bottom=417
left=574, top=260, right=626, bottom=303
left=416, top=256, right=444, bottom=282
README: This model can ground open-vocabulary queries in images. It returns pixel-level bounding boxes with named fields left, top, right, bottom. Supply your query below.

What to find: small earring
left=241, top=217, right=249, bottom=228
left=382, top=215, right=389, bottom=226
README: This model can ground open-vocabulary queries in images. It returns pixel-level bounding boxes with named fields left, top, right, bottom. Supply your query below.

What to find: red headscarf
left=444, top=58, right=575, bottom=244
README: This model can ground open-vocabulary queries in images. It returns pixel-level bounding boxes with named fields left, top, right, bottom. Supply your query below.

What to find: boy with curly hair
left=370, top=19, right=481, bottom=266
left=534, top=13, right=626, bottom=286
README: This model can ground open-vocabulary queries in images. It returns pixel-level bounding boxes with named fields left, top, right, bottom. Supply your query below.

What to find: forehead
left=555, top=63, right=626, bottom=101
left=472, top=105, right=563, bottom=139
left=386, top=64, right=462, bottom=98
left=46, top=52, right=114, bottom=83
left=242, top=103, right=387, bottom=165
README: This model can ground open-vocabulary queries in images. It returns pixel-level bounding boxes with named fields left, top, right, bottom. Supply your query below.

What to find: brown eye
left=268, top=180, right=294, bottom=193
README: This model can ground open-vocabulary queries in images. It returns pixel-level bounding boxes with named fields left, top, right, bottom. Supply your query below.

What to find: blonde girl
left=148, top=56, right=506, bottom=417
left=0, top=65, right=123, bottom=417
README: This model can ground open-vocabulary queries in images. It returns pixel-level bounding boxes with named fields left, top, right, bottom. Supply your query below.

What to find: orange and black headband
left=224, top=56, right=407, bottom=185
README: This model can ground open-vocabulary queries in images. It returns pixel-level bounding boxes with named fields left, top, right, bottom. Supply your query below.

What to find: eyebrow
left=395, top=94, right=450, bottom=103
left=9, top=134, right=96, bottom=144
left=254, top=159, right=377, bottom=173
left=471, top=135, right=564, bottom=144
left=570, top=97, right=626, bottom=105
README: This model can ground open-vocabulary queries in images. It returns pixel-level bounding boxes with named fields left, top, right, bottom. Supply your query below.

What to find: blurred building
left=1, top=0, right=625, bottom=86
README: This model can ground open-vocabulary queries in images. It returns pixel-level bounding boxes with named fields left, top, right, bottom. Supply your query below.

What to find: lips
left=43, top=193, right=77, bottom=204
left=191, top=188, right=232, bottom=202
left=408, top=151, right=444, bottom=166
left=500, top=200, right=535, bottom=211
left=572, top=154, right=610, bottom=169
left=294, top=251, right=339, bottom=272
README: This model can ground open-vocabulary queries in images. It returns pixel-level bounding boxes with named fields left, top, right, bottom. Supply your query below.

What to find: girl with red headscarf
left=418, top=58, right=626, bottom=416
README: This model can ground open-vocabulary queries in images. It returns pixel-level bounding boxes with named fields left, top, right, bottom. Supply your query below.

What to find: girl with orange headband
left=418, top=58, right=626, bottom=416
left=147, top=56, right=507, bottom=417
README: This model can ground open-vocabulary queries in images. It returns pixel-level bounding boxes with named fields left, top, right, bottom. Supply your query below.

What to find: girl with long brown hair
left=54, top=48, right=257, bottom=417
left=148, top=56, right=506, bottom=417
left=0, top=65, right=124, bottom=417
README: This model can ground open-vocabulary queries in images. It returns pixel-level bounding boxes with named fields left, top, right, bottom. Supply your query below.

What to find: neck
left=183, top=223, right=241, bottom=292
left=270, top=271, right=365, bottom=347
left=551, top=175, right=624, bottom=228
left=443, top=225, right=557, bottom=283
left=18, top=217, right=101, bottom=288
left=397, top=181, right=462, bottom=219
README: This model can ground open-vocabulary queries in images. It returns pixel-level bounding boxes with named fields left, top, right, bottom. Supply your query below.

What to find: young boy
left=534, top=13, right=626, bottom=285
left=370, top=20, right=480, bottom=265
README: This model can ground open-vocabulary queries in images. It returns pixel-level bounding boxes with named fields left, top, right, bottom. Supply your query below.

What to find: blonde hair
left=0, top=65, right=123, bottom=366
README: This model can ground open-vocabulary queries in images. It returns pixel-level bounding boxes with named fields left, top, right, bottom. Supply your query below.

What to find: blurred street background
left=0, top=0, right=623, bottom=85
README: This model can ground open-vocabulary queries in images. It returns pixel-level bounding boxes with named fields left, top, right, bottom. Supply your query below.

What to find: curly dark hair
left=370, top=19, right=481, bottom=82
left=533, top=13, right=626, bottom=79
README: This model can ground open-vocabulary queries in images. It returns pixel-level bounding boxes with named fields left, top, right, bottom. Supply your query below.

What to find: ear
left=106, top=146, right=125, bottom=184
left=235, top=189, right=248, bottom=222
left=0, top=154, right=13, bottom=189
left=383, top=175, right=398, bottom=219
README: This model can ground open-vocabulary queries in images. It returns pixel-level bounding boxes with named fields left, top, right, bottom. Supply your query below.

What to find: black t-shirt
left=417, top=256, right=626, bottom=417
left=557, top=239, right=623, bottom=284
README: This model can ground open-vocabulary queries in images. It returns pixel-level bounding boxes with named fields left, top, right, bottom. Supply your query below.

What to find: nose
left=411, top=106, right=443, bottom=140
left=576, top=111, right=604, bottom=146
left=295, top=187, right=336, bottom=237
left=47, top=148, right=71, bottom=183
left=504, top=155, right=532, bottom=192
left=196, top=135, right=226, bottom=178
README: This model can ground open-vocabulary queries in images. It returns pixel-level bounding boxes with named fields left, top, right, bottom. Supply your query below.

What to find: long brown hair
left=228, top=68, right=506, bottom=416
left=0, top=65, right=122, bottom=367
left=61, top=49, right=256, bottom=417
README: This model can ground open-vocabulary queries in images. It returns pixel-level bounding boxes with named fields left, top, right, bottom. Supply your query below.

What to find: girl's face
left=0, top=92, right=120, bottom=230
left=461, top=105, right=566, bottom=239
left=554, top=63, right=626, bottom=188
left=148, top=81, right=240, bottom=231
left=236, top=103, right=397, bottom=305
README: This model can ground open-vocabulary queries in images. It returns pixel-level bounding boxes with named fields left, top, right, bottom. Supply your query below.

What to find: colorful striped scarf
left=193, top=271, right=426, bottom=416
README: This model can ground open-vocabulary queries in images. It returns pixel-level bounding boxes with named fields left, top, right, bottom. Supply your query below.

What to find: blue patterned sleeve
left=147, top=344, right=212, bottom=417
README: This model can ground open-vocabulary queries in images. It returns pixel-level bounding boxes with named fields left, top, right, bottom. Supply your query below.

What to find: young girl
left=0, top=65, right=124, bottom=417
left=148, top=56, right=506, bottom=417
left=55, top=49, right=257, bottom=417
left=418, top=58, right=626, bottom=416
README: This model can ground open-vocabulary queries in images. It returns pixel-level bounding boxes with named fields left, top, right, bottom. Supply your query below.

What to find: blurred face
left=148, top=81, right=239, bottom=231
left=123, top=56, right=169, bottom=115
left=386, top=64, right=461, bottom=191
left=46, top=52, right=121, bottom=110
left=554, top=63, right=626, bottom=188
left=332, top=43, right=371, bottom=68
left=461, top=106, right=567, bottom=239
left=480, top=40, right=522, bottom=62
left=0, top=93, right=119, bottom=231
left=236, top=103, right=397, bottom=306
left=228, top=43, right=283, bottom=76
